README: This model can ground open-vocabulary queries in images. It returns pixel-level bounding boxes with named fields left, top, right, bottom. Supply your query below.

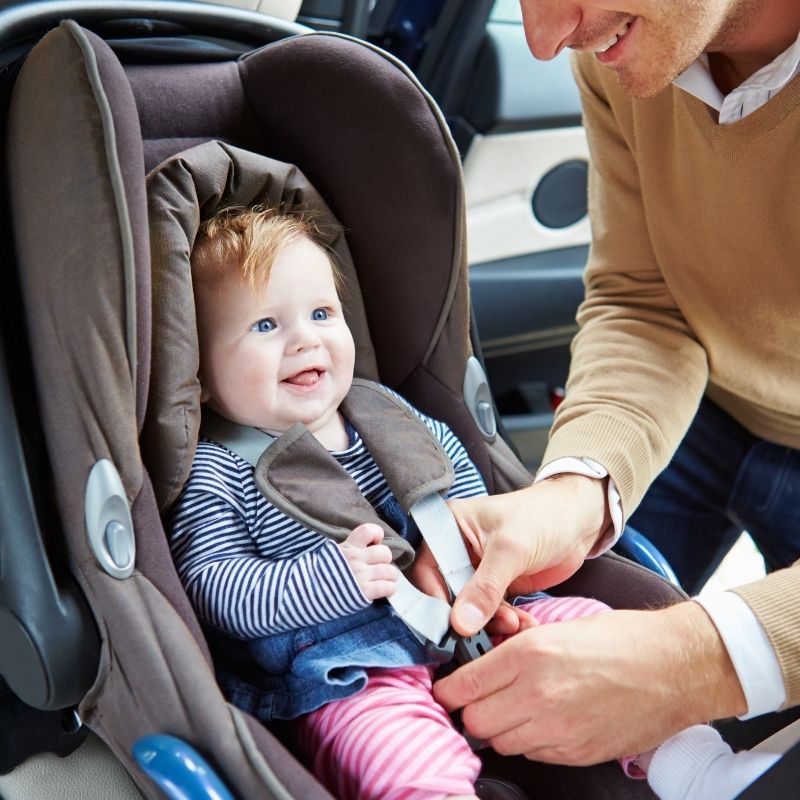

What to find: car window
left=490, top=0, right=522, bottom=23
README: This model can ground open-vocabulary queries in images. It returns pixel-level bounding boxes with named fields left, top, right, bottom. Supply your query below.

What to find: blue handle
left=615, top=526, right=680, bottom=586
left=133, top=734, right=236, bottom=800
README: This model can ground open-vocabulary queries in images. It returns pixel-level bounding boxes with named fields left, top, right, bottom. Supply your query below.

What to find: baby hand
left=338, top=523, right=397, bottom=601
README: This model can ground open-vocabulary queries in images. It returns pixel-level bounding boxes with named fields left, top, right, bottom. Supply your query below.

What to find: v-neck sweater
left=542, top=52, right=800, bottom=703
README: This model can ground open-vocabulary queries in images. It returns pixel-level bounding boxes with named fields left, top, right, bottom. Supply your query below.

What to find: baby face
left=195, top=236, right=355, bottom=446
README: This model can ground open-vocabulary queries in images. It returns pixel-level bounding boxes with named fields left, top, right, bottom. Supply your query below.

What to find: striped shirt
left=170, top=397, right=486, bottom=640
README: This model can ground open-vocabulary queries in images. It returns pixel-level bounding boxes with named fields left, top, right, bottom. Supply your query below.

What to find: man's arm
left=543, top=53, right=709, bottom=516
left=732, top=564, right=800, bottom=707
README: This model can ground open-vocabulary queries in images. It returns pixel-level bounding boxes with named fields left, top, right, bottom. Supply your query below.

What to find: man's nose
left=520, top=0, right=581, bottom=60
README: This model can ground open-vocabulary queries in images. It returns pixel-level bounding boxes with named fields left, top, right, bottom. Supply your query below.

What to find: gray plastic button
left=477, top=401, right=495, bottom=435
left=105, top=521, right=134, bottom=569
left=463, top=357, right=497, bottom=441
left=85, top=459, right=135, bottom=579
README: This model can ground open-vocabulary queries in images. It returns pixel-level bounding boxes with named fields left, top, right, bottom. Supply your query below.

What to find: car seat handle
left=133, top=734, right=236, bottom=800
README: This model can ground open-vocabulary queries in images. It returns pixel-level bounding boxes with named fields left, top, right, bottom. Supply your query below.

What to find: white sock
left=646, top=724, right=780, bottom=800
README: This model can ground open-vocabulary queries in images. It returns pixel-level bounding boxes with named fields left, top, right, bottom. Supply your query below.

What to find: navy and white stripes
left=170, top=402, right=487, bottom=640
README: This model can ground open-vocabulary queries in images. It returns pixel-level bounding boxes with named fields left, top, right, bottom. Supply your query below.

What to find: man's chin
left=614, top=68, right=676, bottom=99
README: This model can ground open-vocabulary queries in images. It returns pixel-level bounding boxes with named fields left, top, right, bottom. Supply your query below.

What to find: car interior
left=0, top=2, right=795, bottom=799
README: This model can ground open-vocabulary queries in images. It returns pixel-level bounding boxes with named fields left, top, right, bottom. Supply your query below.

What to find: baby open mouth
left=284, top=369, right=323, bottom=386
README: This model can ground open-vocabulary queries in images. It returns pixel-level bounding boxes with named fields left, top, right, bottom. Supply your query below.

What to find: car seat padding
left=145, top=138, right=377, bottom=512
left=127, top=31, right=501, bottom=490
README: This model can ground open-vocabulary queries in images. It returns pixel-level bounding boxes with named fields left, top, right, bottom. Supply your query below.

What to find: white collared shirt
left=673, top=31, right=800, bottom=123
left=542, top=31, right=800, bottom=719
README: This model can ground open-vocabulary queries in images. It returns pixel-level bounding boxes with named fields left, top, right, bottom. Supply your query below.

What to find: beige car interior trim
left=0, top=733, right=145, bottom=800
left=463, top=127, right=590, bottom=266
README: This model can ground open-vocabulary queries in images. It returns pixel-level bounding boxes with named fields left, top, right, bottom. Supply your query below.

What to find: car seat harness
left=199, top=378, right=492, bottom=668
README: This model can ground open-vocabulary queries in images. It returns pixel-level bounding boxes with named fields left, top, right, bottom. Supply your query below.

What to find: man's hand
left=433, top=601, right=747, bottom=765
left=446, top=474, right=609, bottom=635
left=407, top=542, right=535, bottom=635
left=338, top=524, right=397, bottom=600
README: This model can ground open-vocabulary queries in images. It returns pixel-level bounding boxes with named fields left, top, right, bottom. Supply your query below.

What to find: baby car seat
left=0, top=2, right=686, bottom=798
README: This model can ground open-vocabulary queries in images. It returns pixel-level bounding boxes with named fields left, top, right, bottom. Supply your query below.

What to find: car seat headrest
left=143, top=140, right=378, bottom=513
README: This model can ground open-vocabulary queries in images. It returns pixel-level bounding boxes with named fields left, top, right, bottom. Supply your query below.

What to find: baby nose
left=290, top=319, right=321, bottom=350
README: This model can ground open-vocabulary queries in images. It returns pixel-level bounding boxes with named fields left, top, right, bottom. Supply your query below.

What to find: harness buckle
left=425, top=630, right=458, bottom=664
left=426, top=625, right=493, bottom=666
left=433, top=628, right=493, bottom=751
left=454, top=627, right=493, bottom=664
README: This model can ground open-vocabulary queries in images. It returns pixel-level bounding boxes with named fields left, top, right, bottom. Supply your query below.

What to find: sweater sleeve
left=170, top=448, right=370, bottom=639
left=540, top=53, right=709, bottom=518
left=732, top=562, right=800, bottom=706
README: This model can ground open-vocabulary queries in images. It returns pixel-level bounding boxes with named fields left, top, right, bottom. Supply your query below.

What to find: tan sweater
left=543, top=52, right=800, bottom=703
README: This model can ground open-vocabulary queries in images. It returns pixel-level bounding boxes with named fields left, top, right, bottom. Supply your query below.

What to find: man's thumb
left=451, top=563, right=510, bottom=636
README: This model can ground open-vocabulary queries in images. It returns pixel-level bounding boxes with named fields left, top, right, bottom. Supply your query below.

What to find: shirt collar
left=674, top=30, right=800, bottom=119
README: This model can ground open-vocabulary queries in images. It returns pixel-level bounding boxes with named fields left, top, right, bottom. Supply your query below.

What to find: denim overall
left=213, top=460, right=434, bottom=722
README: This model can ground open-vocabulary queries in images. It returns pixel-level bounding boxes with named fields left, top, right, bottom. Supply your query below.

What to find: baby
left=170, top=205, right=778, bottom=800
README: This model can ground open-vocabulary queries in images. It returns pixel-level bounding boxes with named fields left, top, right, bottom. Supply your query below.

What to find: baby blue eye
left=251, top=318, right=276, bottom=333
left=311, top=308, right=329, bottom=321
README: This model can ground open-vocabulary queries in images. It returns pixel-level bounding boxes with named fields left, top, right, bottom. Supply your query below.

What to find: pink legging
left=294, top=595, right=612, bottom=800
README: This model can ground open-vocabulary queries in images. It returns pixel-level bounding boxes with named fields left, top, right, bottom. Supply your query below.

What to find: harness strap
left=410, top=493, right=474, bottom=598
left=198, top=383, right=481, bottom=653
left=198, top=406, right=454, bottom=647
left=200, top=409, right=276, bottom=465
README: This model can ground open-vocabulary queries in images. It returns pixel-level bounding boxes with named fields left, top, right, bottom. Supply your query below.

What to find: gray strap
left=410, top=493, right=474, bottom=597
left=199, top=408, right=274, bottom=467
left=388, top=573, right=452, bottom=645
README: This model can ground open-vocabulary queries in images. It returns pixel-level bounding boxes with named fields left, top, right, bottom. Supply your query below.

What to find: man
left=433, top=0, right=800, bottom=784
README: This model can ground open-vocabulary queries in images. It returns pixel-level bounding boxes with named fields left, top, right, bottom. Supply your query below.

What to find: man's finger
left=462, top=684, right=540, bottom=743
left=485, top=603, right=520, bottom=636
left=450, top=542, right=523, bottom=635
left=432, top=644, right=515, bottom=711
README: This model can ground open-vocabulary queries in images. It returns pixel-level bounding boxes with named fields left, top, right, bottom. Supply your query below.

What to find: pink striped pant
left=294, top=595, right=612, bottom=800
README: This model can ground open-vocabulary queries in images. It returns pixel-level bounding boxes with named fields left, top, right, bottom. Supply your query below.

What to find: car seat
left=0, top=3, right=690, bottom=798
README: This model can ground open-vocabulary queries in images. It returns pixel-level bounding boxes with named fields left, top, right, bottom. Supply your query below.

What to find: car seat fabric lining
left=238, top=35, right=458, bottom=392
left=8, top=22, right=143, bottom=517
left=126, top=30, right=499, bottom=490
left=126, top=61, right=264, bottom=172
left=350, top=34, right=470, bottom=372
